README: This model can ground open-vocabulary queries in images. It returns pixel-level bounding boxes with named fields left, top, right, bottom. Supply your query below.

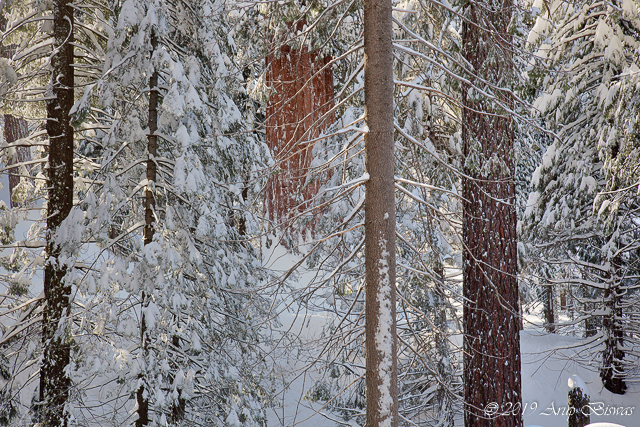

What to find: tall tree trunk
left=265, top=38, right=313, bottom=227
left=136, top=30, right=159, bottom=427
left=39, top=0, right=74, bottom=425
left=264, top=24, right=334, bottom=237
left=461, top=1, right=522, bottom=426
left=363, top=0, right=398, bottom=424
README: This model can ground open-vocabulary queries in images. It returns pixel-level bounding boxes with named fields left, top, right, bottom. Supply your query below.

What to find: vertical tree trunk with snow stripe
left=461, top=1, right=522, bottom=426
left=39, top=0, right=74, bottom=425
left=364, top=0, right=398, bottom=424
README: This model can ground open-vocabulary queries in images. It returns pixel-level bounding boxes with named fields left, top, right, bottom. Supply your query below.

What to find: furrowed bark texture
left=40, top=0, right=74, bottom=425
left=265, top=23, right=334, bottom=233
left=137, top=30, right=159, bottom=427
left=600, top=253, right=626, bottom=395
left=461, top=2, right=522, bottom=426
left=364, top=0, right=398, bottom=424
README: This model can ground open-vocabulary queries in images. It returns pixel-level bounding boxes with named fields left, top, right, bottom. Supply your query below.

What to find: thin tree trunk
left=364, top=0, right=398, bottom=423
left=542, top=284, right=555, bottom=333
left=461, top=1, right=522, bottom=426
left=39, top=0, right=74, bottom=425
left=136, top=29, right=159, bottom=427
left=434, top=264, right=453, bottom=427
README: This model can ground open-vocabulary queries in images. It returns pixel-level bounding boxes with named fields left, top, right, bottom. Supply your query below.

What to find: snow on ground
left=521, top=330, right=638, bottom=427
left=264, top=240, right=638, bottom=427
left=262, top=240, right=338, bottom=427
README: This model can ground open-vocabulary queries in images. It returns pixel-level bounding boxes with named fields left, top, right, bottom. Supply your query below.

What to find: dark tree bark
left=600, top=254, right=626, bottom=395
left=39, top=0, right=74, bottom=425
left=461, top=1, right=522, bottom=426
left=264, top=23, right=334, bottom=235
left=542, top=284, right=555, bottom=333
left=363, top=0, right=397, bottom=424
left=136, top=30, right=159, bottom=427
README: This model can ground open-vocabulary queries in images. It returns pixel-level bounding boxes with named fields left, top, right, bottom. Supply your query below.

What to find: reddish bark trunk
left=461, top=1, right=522, bottom=426
left=264, top=29, right=334, bottom=235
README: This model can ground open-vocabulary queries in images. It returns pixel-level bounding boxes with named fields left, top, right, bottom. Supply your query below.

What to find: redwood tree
left=39, top=0, right=74, bottom=424
left=264, top=20, right=334, bottom=235
left=461, top=1, right=522, bottom=426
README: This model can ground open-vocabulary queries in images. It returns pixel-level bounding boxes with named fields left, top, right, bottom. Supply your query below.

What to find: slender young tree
left=461, top=1, right=522, bottom=426
left=364, top=0, right=397, bottom=424
left=39, top=0, right=74, bottom=424
left=135, top=27, right=159, bottom=427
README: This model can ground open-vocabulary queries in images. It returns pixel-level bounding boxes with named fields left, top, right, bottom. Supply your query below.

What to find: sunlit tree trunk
left=461, top=1, right=522, bottom=426
left=364, top=0, right=398, bottom=424
left=39, top=0, right=74, bottom=425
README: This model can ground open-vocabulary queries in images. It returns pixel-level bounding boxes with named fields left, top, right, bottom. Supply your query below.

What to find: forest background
left=0, top=0, right=639, bottom=426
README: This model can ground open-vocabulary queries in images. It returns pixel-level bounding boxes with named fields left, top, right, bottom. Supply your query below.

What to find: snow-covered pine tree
left=0, top=13, right=32, bottom=209
left=0, top=0, right=106, bottom=423
left=69, top=0, right=274, bottom=424
left=1, top=0, right=274, bottom=424
left=523, top=0, right=640, bottom=394
left=391, top=2, right=463, bottom=425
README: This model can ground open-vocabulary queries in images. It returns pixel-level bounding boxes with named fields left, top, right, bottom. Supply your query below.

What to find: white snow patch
left=376, top=237, right=394, bottom=427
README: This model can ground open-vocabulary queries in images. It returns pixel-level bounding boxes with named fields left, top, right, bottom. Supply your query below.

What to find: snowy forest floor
left=267, top=326, right=639, bottom=427
left=264, top=243, right=639, bottom=427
